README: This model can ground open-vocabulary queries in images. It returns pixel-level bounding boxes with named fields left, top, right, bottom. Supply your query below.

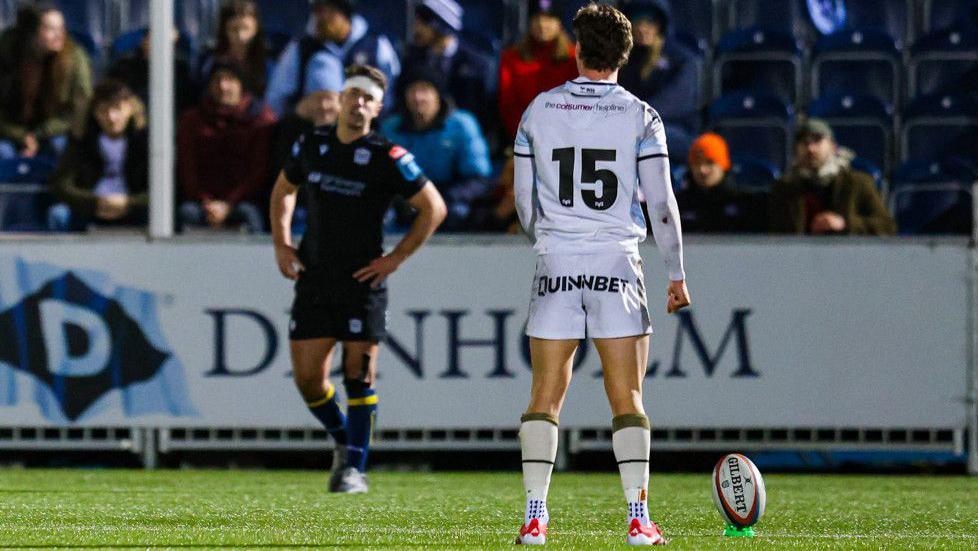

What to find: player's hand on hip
left=667, top=279, right=691, bottom=314
left=353, top=253, right=404, bottom=289
left=274, top=244, right=305, bottom=280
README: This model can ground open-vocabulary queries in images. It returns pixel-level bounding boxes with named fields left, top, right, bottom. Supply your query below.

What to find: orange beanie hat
left=688, top=132, right=731, bottom=171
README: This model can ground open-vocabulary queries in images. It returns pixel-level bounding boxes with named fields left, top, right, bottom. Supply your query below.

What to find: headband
left=343, top=76, right=384, bottom=101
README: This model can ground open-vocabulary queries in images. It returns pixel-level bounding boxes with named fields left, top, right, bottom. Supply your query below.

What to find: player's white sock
left=520, top=412, right=558, bottom=525
left=613, top=414, right=651, bottom=526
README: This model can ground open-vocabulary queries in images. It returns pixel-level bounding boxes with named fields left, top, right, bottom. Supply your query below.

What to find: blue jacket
left=380, top=107, right=491, bottom=210
left=265, top=15, right=400, bottom=116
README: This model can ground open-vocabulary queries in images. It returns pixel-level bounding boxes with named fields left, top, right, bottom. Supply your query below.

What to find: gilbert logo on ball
left=711, top=453, right=766, bottom=529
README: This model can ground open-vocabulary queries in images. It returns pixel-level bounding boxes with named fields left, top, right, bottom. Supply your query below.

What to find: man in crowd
left=676, top=132, right=764, bottom=233
left=177, top=63, right=277, bottom=233
left=381, top=67, right=492, bottom=231
left=401, top=0, right=496, bottom=133
left=265, top=0, right=400, bottom=117
left=770, top=118, right=895, bottom=235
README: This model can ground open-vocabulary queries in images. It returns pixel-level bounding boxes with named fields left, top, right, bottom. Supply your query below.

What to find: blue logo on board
left=0, top=257, right=197, bottom=422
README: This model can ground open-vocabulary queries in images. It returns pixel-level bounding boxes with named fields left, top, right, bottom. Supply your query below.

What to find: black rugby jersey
left=283, top=126, right=429, bottom=270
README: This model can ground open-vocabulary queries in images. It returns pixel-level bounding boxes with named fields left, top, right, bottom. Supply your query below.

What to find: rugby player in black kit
left=270, top=64, right=447, bottom=493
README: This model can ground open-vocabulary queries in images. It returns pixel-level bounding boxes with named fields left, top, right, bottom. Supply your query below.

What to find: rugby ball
left=711, top=453, right=766, bottom=528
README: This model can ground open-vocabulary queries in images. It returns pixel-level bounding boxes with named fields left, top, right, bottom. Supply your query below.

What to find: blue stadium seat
left=889, top=159, right=976, bottom=234
left=0, top=158, right=56, bottom=232
left=358, top=0, right=408, bottom=50
left=253, top=0, right=310, bottom=37
left=850, top=157, right=885, bottom=194
left=901, top=94, right=978, bottom=162
left=845, top=0, right=911, bottom=47
left=122, top=0, right=216, bottom=62
left=664, top=124, right=694, bottom=168
left=713, top=27, right=803, bottom=105
left=53, top=0, right=110, bottom=53
left=808, top=92, right=894, bottom=174
left=69, top=29, right=101, bottom=67
left=811, top=28, right=901, bottom=109
left=726, top=0, right=808, bottom=37
left=668, top=0, right=720, bottom=53
left=922, top=0, right=978, bottom=35
left=709, top=92, right=794, bottom=169
left=908, top=27, right=978, bottom=99
left=730, top=155, right=780, bottom=191
left=458, top=0, right=504, bottom=56
left=110, top=28, right=194, bottom=62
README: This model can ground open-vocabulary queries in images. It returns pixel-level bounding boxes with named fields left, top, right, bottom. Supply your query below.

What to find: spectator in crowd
left=467, top=154, right=520, bottom=233
left=770, top=118, right=895, bottom=235
left=618, top=0, right=700, bottom=134
left=265, top=0, right=400, bottom=117
left=47, top=80, right=148, bottom=232
left=0, top=4, right=92, bottom=160
left=676, top=132, right=764, bottom=233
left=177, top=63, right=277, bottom=233
left=498, top=0, right=578, bottom=139
left=381, top=67, right=492, bottom=231
left=271, top=52, right=343, bottom=180
left=402, top=0, right=496, bottom=133
left=198, top=0, right=271, bottom=98
left=107, top=29, right=194, bottom=116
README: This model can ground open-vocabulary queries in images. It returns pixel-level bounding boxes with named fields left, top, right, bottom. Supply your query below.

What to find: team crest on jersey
left=291, top=140, right=301, bottom=158
left=354, top=148, right=372, bottom=165
left=353, top=52, right=369, bottom=65
left=319, top=144, right=329, bottom=156
left=349, top=319, right=363, bottom=334
left=308, top=172, right=322, bottom=183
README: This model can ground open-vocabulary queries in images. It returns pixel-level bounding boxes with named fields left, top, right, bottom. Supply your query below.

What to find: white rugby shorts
left=526, top=252, right=652, bottom=340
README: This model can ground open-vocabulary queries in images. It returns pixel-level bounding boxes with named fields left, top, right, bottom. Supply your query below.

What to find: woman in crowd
left=0, top=3, right=92, bottom=160
left=198, top=0, right=270, bottom=98
left=47, top=80, right=148, bottom=231
left=498, top=0, right=578, bottom=139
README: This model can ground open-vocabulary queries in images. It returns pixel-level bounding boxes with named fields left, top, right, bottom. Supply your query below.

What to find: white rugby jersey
left=513, top=78, right=685, bottom=281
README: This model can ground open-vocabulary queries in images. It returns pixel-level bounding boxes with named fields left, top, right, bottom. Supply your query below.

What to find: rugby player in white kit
left=512, top=4, right=690, bottom=546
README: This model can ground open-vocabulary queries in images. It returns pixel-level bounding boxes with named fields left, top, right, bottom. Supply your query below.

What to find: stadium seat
left=68, top=29, right=102, bottom=67
left=53, top=0, right=110, bottom=53
left=458, top=0, right=504, bottom=56
left=729, top=155, right=780, bottom=192
left=122, top=0, right=217, bottom=62
left=844, top=0, right=911, bottom=47
left=807, top=92, right=894, bottom=174
left=665, top=124, right=694, bottom=168
left=811, top=29, right=901, bottom=109
left=908, top=27, right=978, bottom=99
left=667, top=0, right=721, bottom=53
left=0, top=158, right=56, bottom=232
left=901, top=94, right=978, bottom=162
left=709, top=91, right=794, bottom=169
left=850, top=157, right=886, bottom=195
left=889, top=159, right=976, bottom=234
left=110, top=27, right=194, bottom=62
left=253, top=0, right=310, bottom=37
left=725, top=0, right=809, bottom=37
left=713, top=27, right=803, bottom=105
left=922, top=0, right=978, bottom=35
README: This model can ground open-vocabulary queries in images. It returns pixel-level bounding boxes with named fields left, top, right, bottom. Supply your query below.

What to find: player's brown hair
left=572, top=3, right=633, bottom=72
left=345, top=64, right=388, bottom=93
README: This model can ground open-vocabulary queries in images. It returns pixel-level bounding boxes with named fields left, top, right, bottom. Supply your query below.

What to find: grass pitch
left=1, top=469, right=976, bottom=549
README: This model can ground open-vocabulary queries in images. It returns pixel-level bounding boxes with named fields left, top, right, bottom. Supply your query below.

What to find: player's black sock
left=344, top=378, right=377, bottom=472
left=306, top=385, right=348, bottom=445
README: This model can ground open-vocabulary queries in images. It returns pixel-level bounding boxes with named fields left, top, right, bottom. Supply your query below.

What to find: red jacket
left=177, top=95, right=277, bottom=205
left=498, top=40, right=579, bottom=139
